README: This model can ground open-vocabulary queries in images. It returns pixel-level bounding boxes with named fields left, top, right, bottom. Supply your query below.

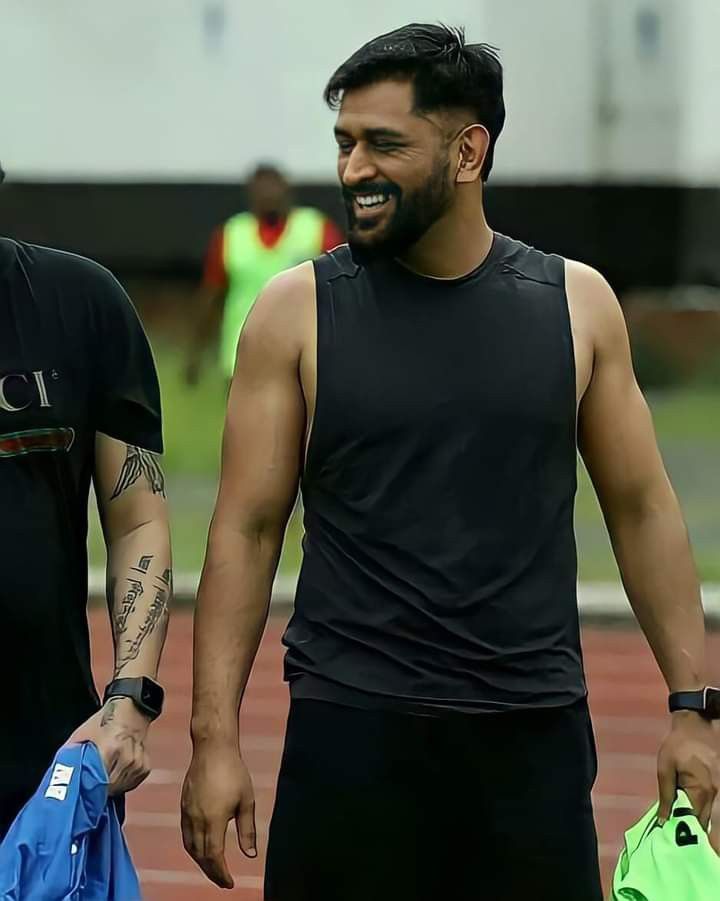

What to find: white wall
left=681, top=0, right=720, bottom=184
left=0, top=0, right=487, bottom=181
left=1, top=0, right=718, bottom=184
left=483, top=0, right=597, bottom=182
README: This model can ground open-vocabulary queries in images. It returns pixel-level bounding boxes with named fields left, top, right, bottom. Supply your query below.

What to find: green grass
left=159, top=345, right=226, bottom=475
left=88, top=346, right=720, bottom=583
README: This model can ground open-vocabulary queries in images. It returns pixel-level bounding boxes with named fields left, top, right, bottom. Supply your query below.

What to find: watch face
left=140, top=678, right=164, bottom=712
left=705, top=687, right=720, bottom=719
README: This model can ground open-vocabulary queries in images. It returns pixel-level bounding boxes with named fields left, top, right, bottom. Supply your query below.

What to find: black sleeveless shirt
left=283, top=233, right=586, bottom=713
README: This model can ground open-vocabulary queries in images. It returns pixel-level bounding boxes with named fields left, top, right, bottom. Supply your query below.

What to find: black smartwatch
left=103, top=676, right=164, bottom=721
left=668, top=686, right=720, bottom=720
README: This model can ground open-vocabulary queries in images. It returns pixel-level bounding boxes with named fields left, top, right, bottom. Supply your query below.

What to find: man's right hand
left=181, top=745, right=257, bottom=889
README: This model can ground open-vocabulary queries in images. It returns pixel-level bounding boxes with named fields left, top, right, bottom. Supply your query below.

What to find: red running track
left=87, top=610, right=720, bottom=900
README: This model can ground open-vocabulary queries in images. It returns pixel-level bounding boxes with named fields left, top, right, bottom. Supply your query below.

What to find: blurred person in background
left=0, top=162, right=171, bottom=839
left=186, top=163, right=343, bottom=386
left=181, top=25, right=719, bottom=901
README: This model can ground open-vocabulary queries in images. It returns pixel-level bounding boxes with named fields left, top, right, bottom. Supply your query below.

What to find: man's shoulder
left=236, top=262, right=316, bottom=366
left=312, top=243, right=358, bottom=283
left=252, top=261, right=316, bottom=323
left=1, top=236, right=120, bottom=294
left=494, top=233, right=566, bottom=288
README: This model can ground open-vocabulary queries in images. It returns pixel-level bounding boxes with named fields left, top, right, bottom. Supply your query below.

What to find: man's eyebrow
left=333, top=126, right=407, bottom=141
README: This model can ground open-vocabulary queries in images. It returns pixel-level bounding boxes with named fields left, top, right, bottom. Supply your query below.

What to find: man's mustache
left=342, top=182, right=401, bottom=201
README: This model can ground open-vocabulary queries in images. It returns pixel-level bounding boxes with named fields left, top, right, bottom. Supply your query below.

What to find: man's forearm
left=607, top=495, right=705, bottom=692
left=190, top=523, right=281, bottom=747
left=107, top=520, right=172, bottom=680
left=190, top=289, right=224, bottom=357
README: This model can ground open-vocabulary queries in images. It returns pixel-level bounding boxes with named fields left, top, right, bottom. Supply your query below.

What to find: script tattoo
left=111, top=445, right=166, bottom=500
left=132, top=555, right=153, bottom=575
left=114, top=569, right=171, bottom=677
left=111, top=556, right=154, bottom=637
left=115, top=579, right=144, bottom=635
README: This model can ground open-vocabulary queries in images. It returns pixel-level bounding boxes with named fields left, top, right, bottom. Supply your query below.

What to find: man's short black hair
left=250, top=162, right=286, bottom=182
left=324, top=23, right=505, bottom=181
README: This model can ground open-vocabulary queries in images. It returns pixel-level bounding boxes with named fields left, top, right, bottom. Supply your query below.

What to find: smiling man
left=181, top=25, right=718, bottom=900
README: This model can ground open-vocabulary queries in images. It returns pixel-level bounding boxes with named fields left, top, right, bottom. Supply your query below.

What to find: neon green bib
left=219, top=208, right=325, bottom=377
left=609, top=790, right=720, bottom=900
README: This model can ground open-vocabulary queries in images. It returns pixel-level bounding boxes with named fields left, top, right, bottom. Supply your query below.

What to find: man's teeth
left=356, top=194, right=389, bottom=208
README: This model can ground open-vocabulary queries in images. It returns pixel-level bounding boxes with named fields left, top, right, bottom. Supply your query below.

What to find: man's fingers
left=181, top=811, right=233, bottom=889
left=697, top=773, right=717, bottom=832
left=104, top=735, right=151, bottom=795
left=699, top=798, right=714, bottom=832
left=180, top=809, right=195, bottom=857
left=123, top=744, right=150, bottom=793
left=100, top=742, right=121, bottom=778
left=235, top=797, right=257, bottom=858
left=200, top=820, right=234, bottom=889
left=679, top=762, right=714, bottom=830
left=657, top=756, right=677, bottom=824
left=710, top=799, right=720, bottom=855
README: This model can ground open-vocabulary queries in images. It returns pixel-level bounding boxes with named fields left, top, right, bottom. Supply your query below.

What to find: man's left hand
left=657, top=711, right=720, bottom=829
left=68, top=697, right=152, bottom=795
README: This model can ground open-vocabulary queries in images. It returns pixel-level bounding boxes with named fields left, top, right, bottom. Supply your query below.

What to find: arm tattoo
left=110, top=556, right=153, bottom=637
left=110, top=445, right=166, bottom=500
left=114, top=578, right=143, bottom=635
left=100, top=700, right=118, bottom=727
left=132, top=556, right=154, bottom=574
left=101, top=704, right=138, bottom=747
left=114, top=569, right=171, bottom=677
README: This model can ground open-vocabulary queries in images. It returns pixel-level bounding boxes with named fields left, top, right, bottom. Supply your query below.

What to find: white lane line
left=127, top=812, right=271, bottom=833
left=129, top=795, right=645, bottom=831
left=128, top=812, right=178, bottom=827
left=139, top=868, right=262, bottom=890
left=146, top=769, right=183, bottom=785
left=593, top=716, right=667, bottom=735
left=593, top=794, right=650, bottom=811
left=601, top=753, right=656, bottom=771
left=240, top=735, right=284, bottom=752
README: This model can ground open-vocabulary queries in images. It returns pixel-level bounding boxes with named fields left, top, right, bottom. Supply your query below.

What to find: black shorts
left=265, top=698, right=602, bottom=901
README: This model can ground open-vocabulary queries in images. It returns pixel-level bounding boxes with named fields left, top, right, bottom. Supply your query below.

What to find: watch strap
left=103, top=677, right=164, bottom=720
left=669, top=689, right=708, bottom=715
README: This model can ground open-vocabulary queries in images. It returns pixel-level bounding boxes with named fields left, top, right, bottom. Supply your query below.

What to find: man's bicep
left=213, top=277, right=307, bottom=535
left=577, top=269, right=669, bottom=513
left=94, top=432, right=168, bottom=538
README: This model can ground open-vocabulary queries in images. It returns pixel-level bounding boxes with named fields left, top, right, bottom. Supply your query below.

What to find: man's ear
left=455, top=124, right=490, bottom=184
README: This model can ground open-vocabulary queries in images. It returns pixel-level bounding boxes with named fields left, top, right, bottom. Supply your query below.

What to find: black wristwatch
left=668, top=686, right=720, bottom=720
left=103, top=676, right=164, bottom=721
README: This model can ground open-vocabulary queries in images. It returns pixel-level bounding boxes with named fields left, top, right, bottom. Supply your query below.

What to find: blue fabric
left=0, top=743, right=141, bottom=900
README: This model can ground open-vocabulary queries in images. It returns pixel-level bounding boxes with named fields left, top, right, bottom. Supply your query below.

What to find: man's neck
left=258, top=210, right=288, bottom=227
left=398, top=204, right=493, bottom=280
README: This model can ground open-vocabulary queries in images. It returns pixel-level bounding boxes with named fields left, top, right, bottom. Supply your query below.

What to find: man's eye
left=375, top=142, right=401, bottom=151
left=337, top=143, right=354, bottom=154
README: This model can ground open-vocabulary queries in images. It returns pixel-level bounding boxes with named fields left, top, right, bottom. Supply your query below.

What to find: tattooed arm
left=69, top=432, right=172, bottom=795
left=96, top=435, right=171, bottom=681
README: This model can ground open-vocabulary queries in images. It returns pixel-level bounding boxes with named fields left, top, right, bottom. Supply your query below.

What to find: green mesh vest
left=220, top=208, right=326, bottom=377
left=610, top=790, right=720, bottom=900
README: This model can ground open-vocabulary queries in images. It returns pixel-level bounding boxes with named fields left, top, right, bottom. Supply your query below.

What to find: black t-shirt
left=0, top=237, right=162, bottom=806
left=286, top=237, right=585, bottom=714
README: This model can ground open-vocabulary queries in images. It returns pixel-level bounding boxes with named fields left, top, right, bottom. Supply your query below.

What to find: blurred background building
left=2, top=0, right=718, bottom=593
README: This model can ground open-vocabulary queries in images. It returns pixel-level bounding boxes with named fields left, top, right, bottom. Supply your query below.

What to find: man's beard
left=342, top=157, right=453, bottom=264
